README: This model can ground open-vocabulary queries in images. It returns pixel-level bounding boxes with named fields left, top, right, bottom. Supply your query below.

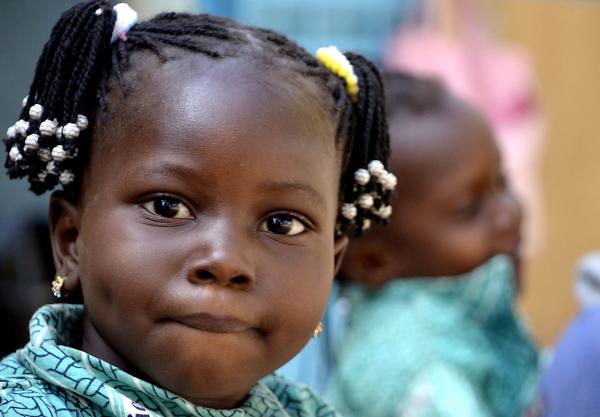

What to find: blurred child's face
left=384, top=98, right=521, bottom=277
left=51, top=54, right=345, bottom=408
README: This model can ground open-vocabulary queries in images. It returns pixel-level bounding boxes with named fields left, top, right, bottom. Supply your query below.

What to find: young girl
left=327, top=73, right=539, bottom=417
left=0, top=2, right=394, bottom=415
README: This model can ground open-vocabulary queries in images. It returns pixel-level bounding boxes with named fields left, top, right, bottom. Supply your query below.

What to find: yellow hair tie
left=316, top=46, right=359, bottom=102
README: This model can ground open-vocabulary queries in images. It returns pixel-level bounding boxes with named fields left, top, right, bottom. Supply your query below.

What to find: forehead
left=103, top=52, right=335, bottom=149
left=85, top=52, right=340, bottom=203
left=388, top=97, right=499, bottom=198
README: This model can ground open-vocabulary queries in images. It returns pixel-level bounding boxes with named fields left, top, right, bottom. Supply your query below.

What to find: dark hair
left=382, top=71, right=445, bottom=119
left=4, top=0, right=390, bottom=236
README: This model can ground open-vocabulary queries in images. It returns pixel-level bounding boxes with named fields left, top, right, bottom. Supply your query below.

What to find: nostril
left=230, top=275, right=249, bottom=286
left=196, top=269, right=215, bottom=282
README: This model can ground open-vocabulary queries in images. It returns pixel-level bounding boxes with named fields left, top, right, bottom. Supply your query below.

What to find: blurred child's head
left=340, top=72, right=521, bottom=287
left=3, top=1, right=392, bottom=408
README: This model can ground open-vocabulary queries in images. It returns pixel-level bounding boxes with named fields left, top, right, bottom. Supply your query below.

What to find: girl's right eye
left=142, top=196, right=193, bottom=219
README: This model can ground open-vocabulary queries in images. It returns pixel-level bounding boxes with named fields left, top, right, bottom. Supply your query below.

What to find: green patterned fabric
left=327, top=255, right=540, bottom=417
left=0, top=304, right=339, bottom=417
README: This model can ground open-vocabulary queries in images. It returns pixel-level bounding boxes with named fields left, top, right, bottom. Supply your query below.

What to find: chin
left=424, top=260, right=489, bottom=278
left=162, top=367, right=258, bottom=409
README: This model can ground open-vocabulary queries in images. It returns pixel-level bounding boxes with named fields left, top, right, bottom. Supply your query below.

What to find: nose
left=186, top=218, right=256, bottom=291
left=492, top=191, right=522, bottom=254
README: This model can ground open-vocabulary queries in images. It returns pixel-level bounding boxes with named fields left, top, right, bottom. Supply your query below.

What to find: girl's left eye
left=259, top=214, right=307, bottom=236
left=142, top=196, right=193, bottom=219
left=456, top=199, right=483, bottom=219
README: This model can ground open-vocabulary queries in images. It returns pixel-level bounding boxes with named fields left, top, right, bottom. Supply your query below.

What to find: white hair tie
left=96, top=3, right=138, bottom=43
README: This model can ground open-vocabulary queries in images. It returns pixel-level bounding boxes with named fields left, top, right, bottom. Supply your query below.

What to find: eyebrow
left=259, top=180, right=327, bottom=211
left=135, top=162, right=327, bottom=210
left=138, top=161, right=214, bottom=183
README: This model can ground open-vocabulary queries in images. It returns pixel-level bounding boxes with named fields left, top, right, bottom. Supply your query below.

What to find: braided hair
left=4, top=0, right=391, bottom=237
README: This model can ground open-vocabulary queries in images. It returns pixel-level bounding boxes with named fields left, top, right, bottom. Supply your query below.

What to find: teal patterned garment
left=0, top=304, right=339, bottom=417
left=327, top=255, right=540, bottom=417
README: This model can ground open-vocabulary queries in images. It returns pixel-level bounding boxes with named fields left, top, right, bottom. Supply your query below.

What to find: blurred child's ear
left=48, top=191, right=81, bottom=295
left=337, top=239, right=395, bottom=287
left=333, top=235, right=349, bottom=276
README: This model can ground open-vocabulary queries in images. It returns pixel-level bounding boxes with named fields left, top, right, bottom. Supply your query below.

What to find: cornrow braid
left=3, top=1, right=393, bottom=237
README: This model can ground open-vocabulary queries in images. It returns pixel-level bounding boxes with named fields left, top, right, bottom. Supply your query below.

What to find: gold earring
left=51, top=275, right=66, bottom=298
left=313, top=321, right=324, bottom=338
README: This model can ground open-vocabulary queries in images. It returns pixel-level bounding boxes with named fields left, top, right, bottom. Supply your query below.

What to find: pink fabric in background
left=384, top=1, right=546, bottom=257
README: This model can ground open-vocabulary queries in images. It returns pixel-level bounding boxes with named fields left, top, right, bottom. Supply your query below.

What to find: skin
left=49, top=52, right=348, bottom=409
left=341, top=93, right=521, bottom=287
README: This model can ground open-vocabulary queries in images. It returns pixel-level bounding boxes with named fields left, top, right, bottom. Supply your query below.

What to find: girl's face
left=385, top=99, right=521, bottom=277
left=341, top=97, right=520, bottom=286
left=51, top=55, right=346, bottom=408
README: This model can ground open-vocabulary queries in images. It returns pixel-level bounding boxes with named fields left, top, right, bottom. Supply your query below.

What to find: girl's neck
left=81, top=311, right=139, bottom=376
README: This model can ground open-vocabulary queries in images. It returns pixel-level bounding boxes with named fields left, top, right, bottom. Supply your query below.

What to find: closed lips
left=174, top=313, right=257, bottom=334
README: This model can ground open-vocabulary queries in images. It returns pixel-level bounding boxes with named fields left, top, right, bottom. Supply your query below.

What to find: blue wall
left=201, top=0, right=407, bottom=62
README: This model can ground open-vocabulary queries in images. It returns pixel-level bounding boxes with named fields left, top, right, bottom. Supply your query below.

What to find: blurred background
left=1, top=0, right=599, bottom=357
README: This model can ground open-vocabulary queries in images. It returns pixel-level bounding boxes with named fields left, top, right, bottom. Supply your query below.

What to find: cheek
left=261, top=237, right=334, bottom=358
left=77, top=206, right=172, bottom=319
left=272, top=242, right=333, bottom=317
left=399, top=206, right=491, bottom=273
left=441, top=221, right=493, bottom=271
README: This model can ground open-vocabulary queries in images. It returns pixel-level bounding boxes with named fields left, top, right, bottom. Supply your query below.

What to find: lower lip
left=173, top=316, right=253, bottom=334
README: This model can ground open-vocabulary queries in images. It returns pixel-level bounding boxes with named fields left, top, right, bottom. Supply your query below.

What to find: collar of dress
left=17, top=303, right=289, bottom=417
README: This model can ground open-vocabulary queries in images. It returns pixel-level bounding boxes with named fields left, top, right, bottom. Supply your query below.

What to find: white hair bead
left=9, top=145, right=22, bottom=162
left=62, top=123, right=80, bottom=140
left=37, top=148, right=52, bottom=162
left=51, top=145, right=67, bottom=162
left=37, top=170, right=48, bottom=182
left=39, top=119, right=58, bottom=136
left=28, top=104, right=44, bottom=120
left=22, top=96, right=28, bottom=107
left=354, top=168, right=371, bottom=186
left=358, top=193, right=374, bottom=209
left=382, top=172, right=398, bottom=191
left=367, top=160, right=386, bottom=178
left=362, top=218, right=372, bottom=231
left=24, top=134, right=40, bottom=151
left=59, top=170, right=75, bottom=185
left=6, top=125, right=17, bottom=139
left=46, top=161, right=58, bottom=175
left=341, top=203, right=357, bottom=220
left=14, top=119, right=29, bottom=135
left=56, top=126, right=63, bottom=140
left=378, top=205, right=393, bottom=219
left=76, top=114, right=89, bottom=130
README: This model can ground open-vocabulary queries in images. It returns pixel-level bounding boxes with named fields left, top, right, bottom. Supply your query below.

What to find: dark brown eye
left=457, top=200, right=483, bottom=219
left=259, top=214, right=306, bottom=236
left=143, top=197, right=193, bottom=219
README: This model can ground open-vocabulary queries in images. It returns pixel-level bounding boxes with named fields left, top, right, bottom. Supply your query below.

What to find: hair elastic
left=315, top=46, right=359, bottom=102
left=106, top=3, right=138, bottom=43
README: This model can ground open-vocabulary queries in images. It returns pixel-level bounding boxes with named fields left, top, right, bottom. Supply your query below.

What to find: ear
left=48, top=191, right=82, bottom=295
left=333, top=234, right=349, bottom=276
left=337, top=239, right=394, bottom=287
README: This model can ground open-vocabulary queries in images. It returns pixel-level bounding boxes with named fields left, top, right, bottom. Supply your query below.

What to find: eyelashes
left=142, top=196, right=193, bottom=219
left=258, top=213, right=307, bottom=236
left=140, top=196, right=311, bottom=236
